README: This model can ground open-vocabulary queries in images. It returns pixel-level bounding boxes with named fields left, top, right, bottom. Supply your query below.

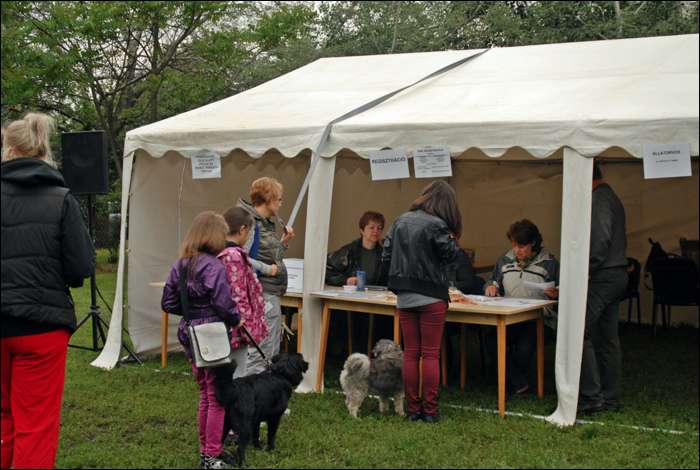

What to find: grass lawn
left=57, top=251, right=699, bottom=468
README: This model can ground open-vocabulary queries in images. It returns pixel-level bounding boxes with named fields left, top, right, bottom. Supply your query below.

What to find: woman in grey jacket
left=485, top=219, right=559, bottom=395
left=236, top=177, right=295, bottom=375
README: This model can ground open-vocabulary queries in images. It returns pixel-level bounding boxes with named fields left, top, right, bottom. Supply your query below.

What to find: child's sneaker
left=201, top=454, right=228, bottom=469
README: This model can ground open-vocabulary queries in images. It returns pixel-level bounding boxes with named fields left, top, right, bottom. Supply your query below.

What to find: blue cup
left=356, top=270, right=366, bottom=291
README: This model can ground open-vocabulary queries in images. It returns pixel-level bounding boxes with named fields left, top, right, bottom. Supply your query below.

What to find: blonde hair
left=250, top=177, right=283, bottom=206
left=2, top=112, right=56, bottom=165
left=178, top=212, right=228, bottom=275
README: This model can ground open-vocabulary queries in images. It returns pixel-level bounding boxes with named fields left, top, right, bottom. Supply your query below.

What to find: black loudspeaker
left=61, top=131, right=109, bottom=195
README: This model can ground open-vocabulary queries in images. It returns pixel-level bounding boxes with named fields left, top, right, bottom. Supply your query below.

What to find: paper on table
left=523, top=280, right=555, bottom=293
left=464, top=295, right=551, bottom=308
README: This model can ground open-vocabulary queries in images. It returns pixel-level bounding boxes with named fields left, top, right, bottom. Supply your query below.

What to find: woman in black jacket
left=382, top=180, right=462, bottom=423
left=1, top=113, right=94, bottom=468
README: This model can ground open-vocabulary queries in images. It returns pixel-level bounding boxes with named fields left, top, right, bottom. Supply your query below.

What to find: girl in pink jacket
left=219, top=207, right=269, bottom=378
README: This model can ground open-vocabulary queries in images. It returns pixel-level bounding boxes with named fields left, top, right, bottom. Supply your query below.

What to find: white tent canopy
left=94, top=34, right=699, bottom=428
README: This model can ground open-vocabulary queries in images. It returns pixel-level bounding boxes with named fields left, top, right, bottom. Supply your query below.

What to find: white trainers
left=201, top=454, right=228, bottom=469
left=284, top=408, right=291, bottom=415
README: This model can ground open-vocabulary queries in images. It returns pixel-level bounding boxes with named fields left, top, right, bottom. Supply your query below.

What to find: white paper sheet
left=191, top=151, right=222, bottom=179
left=465, top=295, right=551, bottom=308
left=413, top=146, right=453, bottom=178
left=369, top=148, right=410, bottom=181
left=523, top=280, right=555, bottom=293
left=642, top=143, right=692, bottom=179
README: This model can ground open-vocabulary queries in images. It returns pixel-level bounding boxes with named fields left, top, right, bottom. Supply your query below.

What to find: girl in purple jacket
left=161, top=211, right=240, bottom=469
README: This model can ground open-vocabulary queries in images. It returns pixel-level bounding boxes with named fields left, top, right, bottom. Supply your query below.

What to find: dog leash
left=239, top=325, right=272, bottom=369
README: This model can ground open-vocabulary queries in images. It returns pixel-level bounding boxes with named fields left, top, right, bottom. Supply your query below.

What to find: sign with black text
left=643, top=143, right=692, bottom=179
left=369, top=149, right=409, bottom=181
left=192, top=151, right=222, bottom=179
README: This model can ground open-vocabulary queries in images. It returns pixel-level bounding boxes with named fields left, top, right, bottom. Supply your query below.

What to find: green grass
left=56, top=250, right=699, bottom=468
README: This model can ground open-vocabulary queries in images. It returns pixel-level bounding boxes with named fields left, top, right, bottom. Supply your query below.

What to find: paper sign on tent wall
left=369, top=149, right=410, bottom=181
left=192, top=151, right=222, bottom=179
left=643, top=143, right=692, bottom=179
left=414, top=146, right=453, bottom=178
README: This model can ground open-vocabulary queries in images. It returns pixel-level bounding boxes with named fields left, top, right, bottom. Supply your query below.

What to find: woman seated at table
left=325, top=211, right=388, bottom=355
left=326, top=211, right=387, bottom=287
left=485, top=219, right=559, bottom=395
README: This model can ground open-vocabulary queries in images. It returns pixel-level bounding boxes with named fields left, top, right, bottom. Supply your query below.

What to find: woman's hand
left=346, top=276, right=358, bottom=286
left=281, top=226, right=295, bottom=246
left=270, top=264, right=279, bottom=276
left=484, top=285, right=500, bottom=297
left=544, top=287, right=559, bottom=299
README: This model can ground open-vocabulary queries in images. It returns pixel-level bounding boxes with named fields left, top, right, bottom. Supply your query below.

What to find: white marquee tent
left=93, top=34, right=699, bottom=427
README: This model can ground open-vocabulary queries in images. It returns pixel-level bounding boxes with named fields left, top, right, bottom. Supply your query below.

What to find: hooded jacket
left=1, top=157, right=94, bottom=337
left=236, top=198, right=288, bottom=296
left=488, top=248, right=559, bottom=298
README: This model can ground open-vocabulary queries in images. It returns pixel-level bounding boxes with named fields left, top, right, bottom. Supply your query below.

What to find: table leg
left=393, top=310, right=401, bottom=345
left=346, top=312, right=353, bottom=354
left=316, top=304, right=331, bottom=392
left=160, top=311, right=168, bottom=369
left=497, top=317, right=506, bottom=418
left=367, top=315, right=375, bottom=355
left=460, top=325, right=467, bottom=391
left=296, top=310, right=302, bottom=354
left=536, top=316, right=544, bottom=399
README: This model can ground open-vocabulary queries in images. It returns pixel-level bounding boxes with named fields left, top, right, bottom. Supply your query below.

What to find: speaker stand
left=68, top=194, right=142, bottom=365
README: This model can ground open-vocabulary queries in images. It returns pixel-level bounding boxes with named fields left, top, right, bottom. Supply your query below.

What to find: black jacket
left=325, top=238, right=386, bottom=286
left=1, top=158, right=94, bottom=336
left=447, top=249, right=484, bottom=295
left=590, top=183, right=627, bottom=275
left=381, top=210, right=459, bottom=301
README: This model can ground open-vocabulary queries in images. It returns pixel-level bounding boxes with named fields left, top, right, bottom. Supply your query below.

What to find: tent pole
left=546, top=147, right=593, bottom=426
left=297, top=155, right=337, bottom=393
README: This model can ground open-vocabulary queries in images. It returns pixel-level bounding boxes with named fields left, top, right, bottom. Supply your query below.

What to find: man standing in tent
left=578, top=161, right=628, bottom=415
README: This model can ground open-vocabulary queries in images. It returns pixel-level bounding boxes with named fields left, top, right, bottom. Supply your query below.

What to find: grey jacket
left=590, top=183, right=627, bottom=274
left=236, top=198, right=288, bottom=295
left=489, top=248, right=559, bottom=299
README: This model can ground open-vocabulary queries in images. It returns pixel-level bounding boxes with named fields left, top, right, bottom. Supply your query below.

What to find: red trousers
left=398, top=301, right=447, bottom=417
left=1, top=329, right=70, bottom=469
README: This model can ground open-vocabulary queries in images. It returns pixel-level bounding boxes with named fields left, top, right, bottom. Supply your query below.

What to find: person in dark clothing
left=326, top=211, right=387, bottom=287
left=326, top=211, right=388, bottom=354
left=382, top=180, right=462, bottom=423
left=578, top=161, right=628, bottom=415
left=1, top=112, right=95, bottom=469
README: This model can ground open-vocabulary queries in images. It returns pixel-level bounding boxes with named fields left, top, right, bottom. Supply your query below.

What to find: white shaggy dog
left=339, top=339, right=404, bottom=418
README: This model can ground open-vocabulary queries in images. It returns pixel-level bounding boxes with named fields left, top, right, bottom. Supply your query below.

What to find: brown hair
left=358, top=211, right=385, bottom=231
left=2, top=112, right=56, bottom=165
left=250, top=177, right=283, bottom=206
left=223, top=206, right=254, bottom=235
left=506, top=219, right=543, bottom=253
left=178, top=211, right=228, bottom=277
left=410, top=180, right=463, bottom=239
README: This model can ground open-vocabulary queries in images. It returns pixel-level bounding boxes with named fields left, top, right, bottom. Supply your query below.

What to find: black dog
left=213, top=352, right=308, bottom=467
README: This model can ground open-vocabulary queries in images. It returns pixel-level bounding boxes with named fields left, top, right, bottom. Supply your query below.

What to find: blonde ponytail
left=2, top=112, right=56, bottom=166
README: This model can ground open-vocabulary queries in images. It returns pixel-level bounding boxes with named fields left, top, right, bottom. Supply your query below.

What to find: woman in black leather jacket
left=382, top=180, right=462, bottom=423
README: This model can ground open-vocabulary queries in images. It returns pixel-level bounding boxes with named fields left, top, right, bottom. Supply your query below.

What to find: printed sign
left=369, top=148, right=410, bottom=181
left=413, top=146, right=453, bottom=178
left=192, top=151, right=222, bottom=179
left=643, top=143, right=692, bottom=179
left=283, top=258, right=304, bottom=293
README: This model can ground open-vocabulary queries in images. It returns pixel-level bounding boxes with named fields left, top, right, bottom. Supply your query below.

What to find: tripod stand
left=69, top=194, right=142, bottom=365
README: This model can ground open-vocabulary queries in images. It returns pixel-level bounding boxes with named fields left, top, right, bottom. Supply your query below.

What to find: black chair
left=621, top=257, right=641, bottom=324
left=648, top=256, right=699, bottom=335
left=680, top=238, right=699, bottom=272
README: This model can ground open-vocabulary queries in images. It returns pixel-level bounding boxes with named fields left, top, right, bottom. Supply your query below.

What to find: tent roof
left=125, top=34, right=699, bottom=161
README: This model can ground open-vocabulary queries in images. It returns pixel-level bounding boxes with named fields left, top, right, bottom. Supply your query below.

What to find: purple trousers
left=191, top=364, right=225, bottom=457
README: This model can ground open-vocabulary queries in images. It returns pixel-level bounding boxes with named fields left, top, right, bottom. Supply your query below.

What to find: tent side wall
left=127, top=151, right=309, bottom=354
